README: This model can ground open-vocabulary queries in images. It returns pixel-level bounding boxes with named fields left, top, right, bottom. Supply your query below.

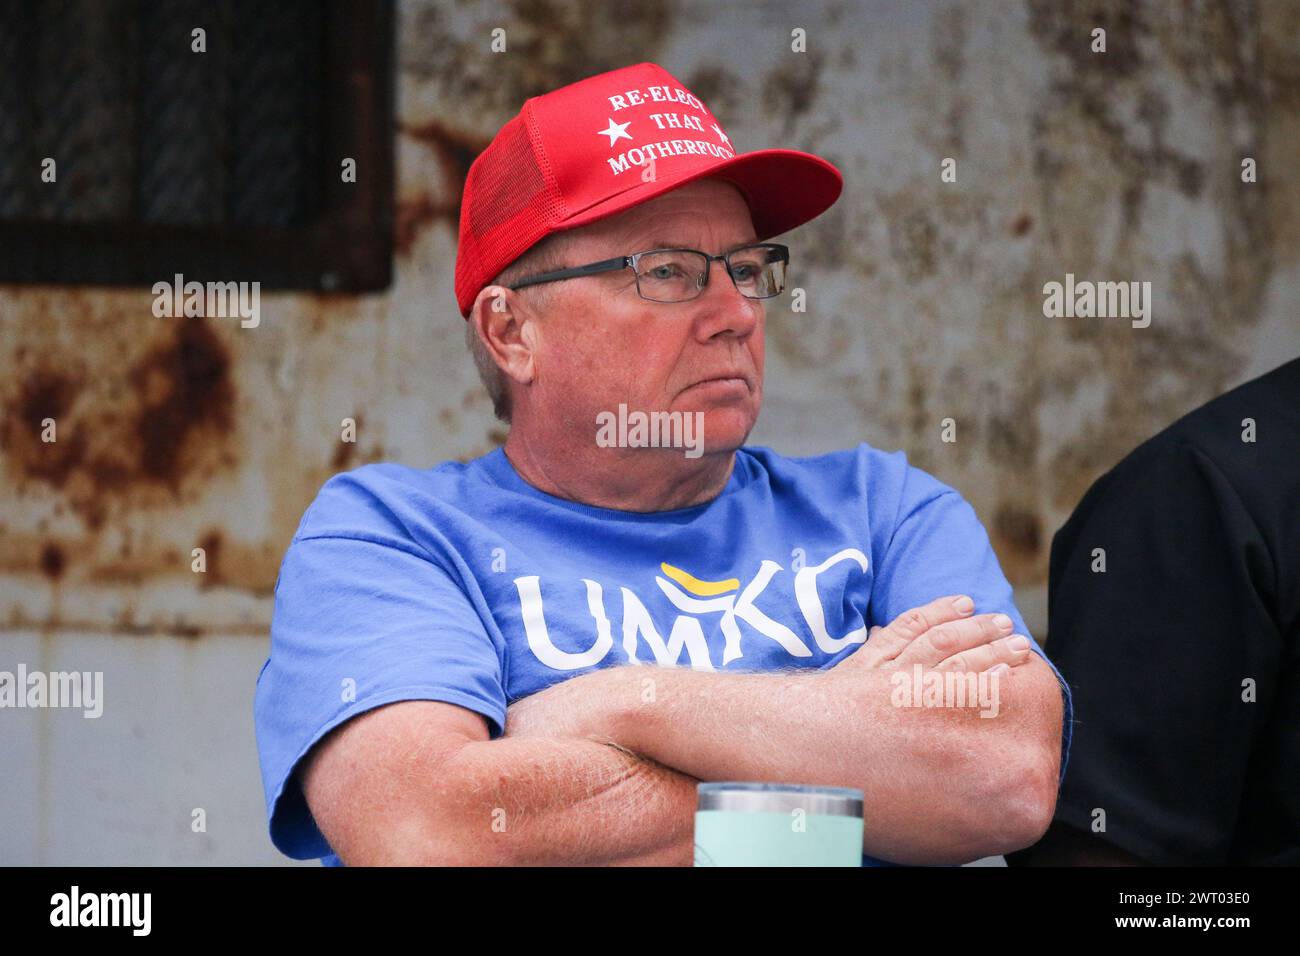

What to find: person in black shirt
left=1009, top=356, right=1300, bottom=866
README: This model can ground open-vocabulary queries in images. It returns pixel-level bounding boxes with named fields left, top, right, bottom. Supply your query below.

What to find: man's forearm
left=510, top=657, right=1063, bottom=864
left=431, top=734, right=697, bottom=866
left=622, top=659, right=1063, bottom=863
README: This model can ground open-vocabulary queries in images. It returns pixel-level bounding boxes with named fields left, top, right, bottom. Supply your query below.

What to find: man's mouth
left=685, top=372, right=752, bottom=392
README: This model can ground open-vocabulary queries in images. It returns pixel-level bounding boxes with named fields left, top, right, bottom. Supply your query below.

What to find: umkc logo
left=513, top=549, right=870, bottom=671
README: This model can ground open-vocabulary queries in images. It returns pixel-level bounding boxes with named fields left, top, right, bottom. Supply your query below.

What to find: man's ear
left=471, top=285, right=537, bottom=386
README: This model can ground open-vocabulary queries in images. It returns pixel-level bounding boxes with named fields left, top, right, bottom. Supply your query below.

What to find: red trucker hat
left=454, top=61, right=843, bottom=318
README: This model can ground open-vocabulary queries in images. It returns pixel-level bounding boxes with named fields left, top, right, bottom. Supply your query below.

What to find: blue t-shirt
left=254, top=443, right=1073, bottom=867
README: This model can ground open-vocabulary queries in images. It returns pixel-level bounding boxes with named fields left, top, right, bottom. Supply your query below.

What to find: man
left=254, top=62, right=1072, bottom=867
left=1009, top=357, right=1300, bottom=866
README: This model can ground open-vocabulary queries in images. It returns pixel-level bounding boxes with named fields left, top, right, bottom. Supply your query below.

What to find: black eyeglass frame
left=506, top=242, right=791, bottom=302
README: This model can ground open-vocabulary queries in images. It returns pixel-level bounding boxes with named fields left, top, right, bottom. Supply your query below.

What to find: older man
left=254, top=62, right=1072, bottom=867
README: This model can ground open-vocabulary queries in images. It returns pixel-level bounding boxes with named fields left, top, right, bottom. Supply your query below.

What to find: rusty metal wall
left=1, top=0, right=1298, bottom=863
left=4, top=0, right=1299, bottom=635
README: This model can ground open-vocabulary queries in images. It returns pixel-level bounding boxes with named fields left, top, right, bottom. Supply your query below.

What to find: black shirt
left=1036, top=357, right=1299, bottom=865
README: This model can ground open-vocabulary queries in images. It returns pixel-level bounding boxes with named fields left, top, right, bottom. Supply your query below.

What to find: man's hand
left=835, top=594, right=1035, bottom=675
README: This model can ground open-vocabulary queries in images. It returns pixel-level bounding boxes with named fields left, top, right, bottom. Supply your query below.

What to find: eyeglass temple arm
left=508, top=256, right=630, bottom=290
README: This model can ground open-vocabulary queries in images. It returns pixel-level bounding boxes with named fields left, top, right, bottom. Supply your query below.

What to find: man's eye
left=731, top=265, right=757, bottom=280
left=649, top=264, right=683, bottom=279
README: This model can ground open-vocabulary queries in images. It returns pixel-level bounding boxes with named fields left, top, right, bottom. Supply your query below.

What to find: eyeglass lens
left=633, top=245, right=787, bottom=302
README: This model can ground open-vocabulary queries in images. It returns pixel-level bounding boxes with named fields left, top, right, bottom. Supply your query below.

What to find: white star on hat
left=711, top=123, right=730, bottom=146
left=598, top=118, right=633, bottom=146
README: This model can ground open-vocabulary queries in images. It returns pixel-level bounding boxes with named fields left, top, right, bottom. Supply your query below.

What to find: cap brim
left=557, top=147, right=843, bottom=241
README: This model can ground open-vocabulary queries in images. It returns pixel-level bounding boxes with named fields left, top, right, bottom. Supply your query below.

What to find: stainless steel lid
left=696, top=782, right=864, bottom=818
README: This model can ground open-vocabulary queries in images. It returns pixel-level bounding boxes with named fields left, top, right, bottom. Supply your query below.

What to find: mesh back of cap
left=458, top=110, right=565, bottom=310
left=469, top=119, right=544, bottom=237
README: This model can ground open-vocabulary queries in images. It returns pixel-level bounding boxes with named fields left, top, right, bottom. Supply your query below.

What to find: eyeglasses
left=507, top=242, right=790, bottom=303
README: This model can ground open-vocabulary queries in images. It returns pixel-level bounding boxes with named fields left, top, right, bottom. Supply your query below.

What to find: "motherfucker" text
left=608, top=139, right=735, bottom=175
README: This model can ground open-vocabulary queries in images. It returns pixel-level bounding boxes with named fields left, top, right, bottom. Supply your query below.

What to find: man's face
left=521, top=177, right=766, bottom=456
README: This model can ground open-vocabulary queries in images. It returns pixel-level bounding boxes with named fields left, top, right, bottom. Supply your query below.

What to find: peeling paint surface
left=2, top=0, right=1299, bottom=645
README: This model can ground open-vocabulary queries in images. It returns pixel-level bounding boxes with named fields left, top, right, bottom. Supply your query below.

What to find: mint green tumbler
left=694, top=782, right=864, bottom=866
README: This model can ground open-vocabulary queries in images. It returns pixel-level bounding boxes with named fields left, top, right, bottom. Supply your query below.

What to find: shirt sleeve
left=1043, top=437, right=1281, bottom=864
left=869, top=460, right=1075, bottom=787
left=253, top=515, right=508, bottom=860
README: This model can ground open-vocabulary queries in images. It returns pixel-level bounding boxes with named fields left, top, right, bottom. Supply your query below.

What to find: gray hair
left=465, top=231, right=572, bottom=424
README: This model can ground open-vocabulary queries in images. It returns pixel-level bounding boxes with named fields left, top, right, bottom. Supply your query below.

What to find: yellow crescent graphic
left=660, top=562, right=739, bottom=596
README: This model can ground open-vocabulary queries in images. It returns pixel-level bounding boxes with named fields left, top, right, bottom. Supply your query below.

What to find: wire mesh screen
left=0, top=0, right=325, bottom=229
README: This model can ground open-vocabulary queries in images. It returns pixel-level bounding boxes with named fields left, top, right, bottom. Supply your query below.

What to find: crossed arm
left=302, top=595, right=1066, bottom=866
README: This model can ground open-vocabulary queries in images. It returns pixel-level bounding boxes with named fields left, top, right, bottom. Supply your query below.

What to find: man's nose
left=695, top=258, right=761, bottom=336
